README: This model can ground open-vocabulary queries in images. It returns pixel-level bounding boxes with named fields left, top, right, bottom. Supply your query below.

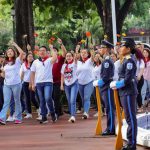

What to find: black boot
left=102, top=129, right=115, bottom=136
left=121, top=144, right=136, bottom=150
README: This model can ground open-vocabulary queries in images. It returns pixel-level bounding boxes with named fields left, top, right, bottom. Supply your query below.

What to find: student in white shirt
left=134, top=49, right=145, bottom=109
left=0, top=42, right=24, bottom=125
left=20, top=52, right=39, bottom=119
left=61, top=52, right=78, bottom=123
left=92, top=53, right=103, bottom=117
left=30, top=45, right=57, bottom=124
left=76, top=46, right=95, bottom=119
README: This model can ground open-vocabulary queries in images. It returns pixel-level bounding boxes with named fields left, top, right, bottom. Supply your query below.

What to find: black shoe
left=121, top=144, right=136, bottom=150
left=40, top=117, right=48, bottom=124
left=51, top=113, right=57, bottom=123
left=102, top=129, right=115, bottom=136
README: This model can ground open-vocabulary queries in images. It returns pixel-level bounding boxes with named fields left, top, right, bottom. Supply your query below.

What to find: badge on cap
left=104, top=62, right=109, bottom=68
left=127, top=63, right=133, bottom=70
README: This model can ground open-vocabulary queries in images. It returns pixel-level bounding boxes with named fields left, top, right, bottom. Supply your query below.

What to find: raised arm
left=12, top=42, right=25, bottom=61
left=74, top=44, right=80, bottom=62
left=57, top=38, right=67, bottom=57
left=49, top=44, right=57, bottom=64
left=90, top=49, right=95, bottom=62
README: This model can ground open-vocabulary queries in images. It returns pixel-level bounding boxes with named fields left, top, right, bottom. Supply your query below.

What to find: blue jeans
left=9, top=97, right=15, bottom=116
left=0, top=84, right=4, bottom=111
left=36, top=82, right=55, bottom=117
left=79, top=81, right=94, bottom=113
left=64, top=81, right=79, bottom=116
left=141, top=79, right=150, bottom=104
left=0, top=83, right=22, bottom=121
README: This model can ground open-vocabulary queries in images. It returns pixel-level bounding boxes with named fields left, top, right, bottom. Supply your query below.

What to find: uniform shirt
left=4, top=57, right=22, bottom=85
left=100, top=56, right=114, bottom=92
left=113, top=60, right=121, bottom=81
left=20, top=63, right=31, bottom=83
left=61, top=62, right=77, bottom=86
left=52, top=55, right=65, bottom=83
left=136, top=59, right=145, bottom=76
left=93, top=65, right=101, bottom=80
left=76, top=58, right=94, bottom=85
left=31, top=58, right=53, bottom=84
left=118, top=55, right=138, bottom=96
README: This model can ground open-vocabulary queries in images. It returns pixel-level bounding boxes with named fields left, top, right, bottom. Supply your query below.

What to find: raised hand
left=75, top=45, right=80, bottom=53
left=57, top=38, right=63, bottom=45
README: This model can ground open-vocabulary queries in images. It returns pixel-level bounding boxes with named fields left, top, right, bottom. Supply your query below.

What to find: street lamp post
left=11, top=7, right=15, bottom=41
left=111, top=0, right=117, bottom=52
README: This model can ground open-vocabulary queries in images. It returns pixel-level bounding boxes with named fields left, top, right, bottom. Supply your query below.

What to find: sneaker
left=0, top=119, right=6, bottom=125
left=93, top=112, right=98, bottom=117
left=82, top=112, right=89, bottom=120
left=36, top=115, right=42, bottom=121
left=93, top=112, right=103, bottom=117
left=14, top=120, right=22, bottom=124
left=6, top=116, right=15, bottom=122
left=40, top=117, right=48, bottom=124
left=51, top=113, right=57, bottom=123
left=76, top=110, right=82, bottom=114
left=24, top=114, right=32, bottom=119
left=68, top=116, right=75, bottom=123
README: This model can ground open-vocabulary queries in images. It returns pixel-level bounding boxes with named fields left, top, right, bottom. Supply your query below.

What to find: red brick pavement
left=0, top=112, right=148, bottom=150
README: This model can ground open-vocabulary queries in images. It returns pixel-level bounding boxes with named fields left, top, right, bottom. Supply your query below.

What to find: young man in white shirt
left=31, top=45, right=57, bottom=124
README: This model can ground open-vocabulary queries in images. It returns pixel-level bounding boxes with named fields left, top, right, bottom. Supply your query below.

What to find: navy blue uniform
left=118, top=55, right=138, bottom=148
left=100, top=57, right=115, bottom=133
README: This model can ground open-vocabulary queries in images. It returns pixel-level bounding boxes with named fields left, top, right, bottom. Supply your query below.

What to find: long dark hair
left=143, top=48, right=150, bottom=59
left=143, top=48, right=150, bottom=67
left=80, top=49, right=91, bottom=62
left=94, top=52, right=102, bottom=66
left=134, top=48, right=144, bottom=61
left=64, top=51, right=74, bottom=64
left=4, top=48, right=17, bottom=66
left=25, top=52, right=34, bottom=69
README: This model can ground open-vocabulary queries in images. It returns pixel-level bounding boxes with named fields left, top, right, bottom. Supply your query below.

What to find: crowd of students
left=0, top=38, right=149, bottom=128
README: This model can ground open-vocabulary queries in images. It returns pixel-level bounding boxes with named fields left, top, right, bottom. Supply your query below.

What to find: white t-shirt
left=31, top=58, right=53, bottom=84
left=76, top=58, right=94, bottom=85
left=61, top=62, right=77, bottom=86
left=93, top=65, right=101, bottom=80
left=4, top=57, right=22, bottom=85
left=113, top=60, right=121, bottom=81
left=136, top=59, right=145, bottom=76
left=20, top=63, right=31, bottom=82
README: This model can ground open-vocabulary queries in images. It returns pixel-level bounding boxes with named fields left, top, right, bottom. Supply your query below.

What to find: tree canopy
left=0, top=0, right=149, bottom=51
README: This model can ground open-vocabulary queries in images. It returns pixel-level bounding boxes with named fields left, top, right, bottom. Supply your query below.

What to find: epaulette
left=125, top=55, right=131, bottom=60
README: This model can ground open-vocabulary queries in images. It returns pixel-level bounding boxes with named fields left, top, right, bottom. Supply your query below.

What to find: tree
left=15, top=0, right=35, bottom=51
left=93, top=0, right=134, bottom=42
left=0, top=1, right=12, bottom=51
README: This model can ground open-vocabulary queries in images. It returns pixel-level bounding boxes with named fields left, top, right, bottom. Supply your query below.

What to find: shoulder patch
left=104, top=62, right=109, bottom=68
left=127, top=63, right=133, bottom=70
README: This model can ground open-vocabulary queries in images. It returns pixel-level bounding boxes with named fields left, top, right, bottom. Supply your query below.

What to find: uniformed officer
left=93, top=40, right=115, bottom=136
left=111, top=38, right=138, bottom=150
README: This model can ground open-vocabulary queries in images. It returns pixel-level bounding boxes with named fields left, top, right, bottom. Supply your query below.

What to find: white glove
left=110, top=81, right=117, bottom=89
left=93, top=80, right=99, bottom=87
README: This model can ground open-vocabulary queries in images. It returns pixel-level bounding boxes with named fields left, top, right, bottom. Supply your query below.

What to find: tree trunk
left=93, top=0, right=134, bottom=43
left=15, top=0, right=35, bottom=51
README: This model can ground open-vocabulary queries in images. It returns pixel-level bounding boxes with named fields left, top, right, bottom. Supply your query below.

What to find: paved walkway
left=0, top=112, right=148, bottom=150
